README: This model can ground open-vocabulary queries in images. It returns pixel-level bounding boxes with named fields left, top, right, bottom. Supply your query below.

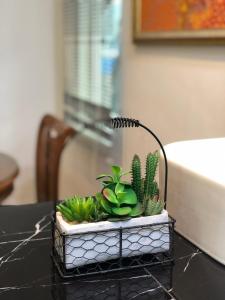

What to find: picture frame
left=133, top=0, right=225, bottom=41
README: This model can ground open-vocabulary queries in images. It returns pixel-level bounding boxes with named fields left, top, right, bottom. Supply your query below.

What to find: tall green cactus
left=144, top=151, right=159, bottom=199
left=131, top=154, right=143, bottom=203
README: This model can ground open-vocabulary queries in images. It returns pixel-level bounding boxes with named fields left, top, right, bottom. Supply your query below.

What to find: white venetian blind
left=63, top=0, right=122, bottom=145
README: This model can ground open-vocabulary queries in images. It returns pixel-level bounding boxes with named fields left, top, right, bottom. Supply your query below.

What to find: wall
left=60, top=0, right=225, bottom=199
left=3, top=0, right=225, bottom=204
left=121, top=0, right=225, bottom=169
left=0, top=0, right=61, bottom=204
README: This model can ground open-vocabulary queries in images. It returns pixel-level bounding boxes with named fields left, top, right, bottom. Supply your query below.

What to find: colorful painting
left=134, top=0, right=225, bottom=40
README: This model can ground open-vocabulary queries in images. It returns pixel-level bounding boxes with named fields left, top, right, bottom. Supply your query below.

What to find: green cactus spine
left=131, top=154, right=143, bottom=203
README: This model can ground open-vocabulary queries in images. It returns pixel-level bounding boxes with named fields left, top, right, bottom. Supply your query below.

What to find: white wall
left=0, top=0, right=61, bottom=204
left=122, top=0, right=225, bottom=169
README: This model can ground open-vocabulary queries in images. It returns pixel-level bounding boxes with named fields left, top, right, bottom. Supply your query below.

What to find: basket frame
left=52, top=215, right=175, bottom=278
left=51, top=117, right=175, bottom=278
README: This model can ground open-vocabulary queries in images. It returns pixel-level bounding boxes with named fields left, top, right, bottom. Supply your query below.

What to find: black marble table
left=0, top=203, right=224, bottom=300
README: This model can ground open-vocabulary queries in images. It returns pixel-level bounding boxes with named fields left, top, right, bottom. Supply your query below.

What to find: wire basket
left=51, top=117, right=175, bottom=278
left=52, top=215, right=175, bottom=278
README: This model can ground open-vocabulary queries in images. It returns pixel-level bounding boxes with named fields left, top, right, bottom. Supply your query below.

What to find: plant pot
left=54, top=210, right=171, bottom=270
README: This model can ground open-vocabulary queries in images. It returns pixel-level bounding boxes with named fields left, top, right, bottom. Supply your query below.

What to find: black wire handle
left=111, top=117, right=168, bottom=207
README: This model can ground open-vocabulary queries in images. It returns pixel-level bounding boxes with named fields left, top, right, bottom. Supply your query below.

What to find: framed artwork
left=133, top=0, right=225, bottom=41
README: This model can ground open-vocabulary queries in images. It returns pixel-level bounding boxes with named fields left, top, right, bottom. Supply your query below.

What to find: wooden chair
left=0, top=153, right=19, bottom=202
left=36, top=114, right=76, bottom=202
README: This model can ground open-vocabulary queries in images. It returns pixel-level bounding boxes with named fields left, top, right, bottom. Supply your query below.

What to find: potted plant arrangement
left=54, top=151, right=172, bottom=271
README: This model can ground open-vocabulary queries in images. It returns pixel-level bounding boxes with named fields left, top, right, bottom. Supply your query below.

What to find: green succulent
left=131, top=154, right=142, bottom=203
left=96, top=165, right=130, bottom=188
left=144, top=196, right=164, bottom=216
left=96, top=182, right=143, bottom=220
left=59, top=154, right=164, bottom=225
left=57, top=196, right=106, bottom=223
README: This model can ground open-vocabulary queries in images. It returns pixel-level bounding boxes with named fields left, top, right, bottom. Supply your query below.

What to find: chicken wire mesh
left=52, top=218, right=175, bottom=278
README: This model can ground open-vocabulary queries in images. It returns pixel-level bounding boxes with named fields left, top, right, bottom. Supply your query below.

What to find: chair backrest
left=36, top=114, right=76, bottom=202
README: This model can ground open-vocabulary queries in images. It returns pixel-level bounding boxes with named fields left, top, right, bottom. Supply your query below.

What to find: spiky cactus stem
left=131, top=154, right=143, bottom=203
left=144, top=151, right=159, bottom=199
left=150, top=181, right=159, bottom=198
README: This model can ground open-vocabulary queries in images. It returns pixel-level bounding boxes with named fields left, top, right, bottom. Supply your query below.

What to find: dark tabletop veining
left=0, top=203, right=224, bottom=300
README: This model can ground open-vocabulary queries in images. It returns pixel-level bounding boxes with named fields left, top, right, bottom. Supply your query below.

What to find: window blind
left=63, top=0, right=122, bottom=145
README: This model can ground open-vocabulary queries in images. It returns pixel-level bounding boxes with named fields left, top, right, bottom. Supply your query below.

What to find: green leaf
left=57, top=204, right=74, bottom=222
left=111, top=165, right=121, bottom=176
left=102, top=182, right=116, bottom=190
left=96, top=192, right=112, bottom=214
left=129, top=203, right=143, bottom=217
left=118, top=188, right=137, bottom=205
left=101, top=198, right=113, bottom=214
left=115, top=182, right=124, bottom=195
left=120, top=181, right=132, bottom=186
left=116, top=192, right=127, bottom=199
left=95, top=192, right=105, bottom=203
left=121, top=171, right=131, bottom=177
left=96, top=174, right=113, bottom=181
left=112, top=206, right=132, bottom=216
left=111, top=165, right=121, bottom=181
left=103, top=188, right=119, bottom=206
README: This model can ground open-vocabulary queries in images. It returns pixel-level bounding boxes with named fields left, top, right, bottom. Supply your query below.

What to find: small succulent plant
left=96, top=165, right=143, bottom=218
left=96, top=185, right=143, bottom=219
left=59, top=153, right=164, bottom=225
left=144, top=196, right=164, bottom=216
left=57, top=196, right=106, bottom=223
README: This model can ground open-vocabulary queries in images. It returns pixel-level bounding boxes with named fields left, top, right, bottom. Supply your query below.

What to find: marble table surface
left=0, top=203, right=225, bottom=300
